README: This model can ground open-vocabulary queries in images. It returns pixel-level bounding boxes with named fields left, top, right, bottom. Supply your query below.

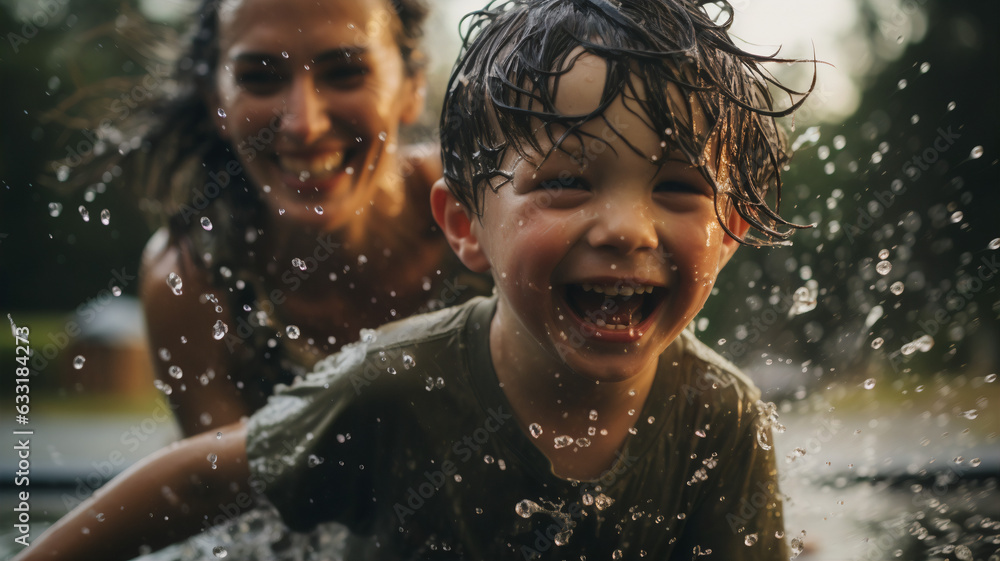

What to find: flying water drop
left=167, top=273, right=183, bottom=295
left=212, top=320, right=228, bottom=340
left=48, top=202, right=62, bottom=217
left=73, top=355, right=86, bottom=370
left=529, top=423, right=542, bottom=438
left=864, top=378, right=876, bottom=390
left=875, top=260, right=892, bottom=275
left=200, top=217, right=213, bottom=231
left=100, top=209, right=110, bottom=225
left=286, top=325, right=301, bottom=339
left=79, top=206, right=89, bottom=222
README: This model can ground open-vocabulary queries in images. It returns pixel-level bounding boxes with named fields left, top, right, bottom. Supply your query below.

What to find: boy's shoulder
left=673, top=328, right=763, bottom=411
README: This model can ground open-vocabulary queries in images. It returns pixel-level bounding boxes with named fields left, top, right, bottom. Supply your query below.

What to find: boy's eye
left=654, top=180, right=705, bottom=195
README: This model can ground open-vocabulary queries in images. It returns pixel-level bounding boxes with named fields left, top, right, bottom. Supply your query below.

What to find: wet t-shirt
left=247, top=297, right=789, bottom=560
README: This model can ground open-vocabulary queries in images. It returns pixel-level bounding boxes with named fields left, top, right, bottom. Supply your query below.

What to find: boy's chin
left=559, top=351, right=660, bottom=386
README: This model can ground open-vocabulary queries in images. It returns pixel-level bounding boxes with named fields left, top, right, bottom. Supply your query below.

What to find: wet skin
left=434, top=52, right=748, bottom=479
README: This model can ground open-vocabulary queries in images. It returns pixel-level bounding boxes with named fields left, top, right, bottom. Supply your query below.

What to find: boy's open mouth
left=561, top=282, right=666, bottom=334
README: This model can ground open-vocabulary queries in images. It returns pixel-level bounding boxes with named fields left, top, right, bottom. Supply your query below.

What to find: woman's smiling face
left=212, top=0, right=424, bottom=229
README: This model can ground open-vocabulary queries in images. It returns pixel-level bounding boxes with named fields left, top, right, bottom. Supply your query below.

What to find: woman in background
left=111, top=0, right=482, bottom=435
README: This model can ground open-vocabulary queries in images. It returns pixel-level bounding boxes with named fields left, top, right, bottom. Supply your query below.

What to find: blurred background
left=1, top=0, right=997, bottom=559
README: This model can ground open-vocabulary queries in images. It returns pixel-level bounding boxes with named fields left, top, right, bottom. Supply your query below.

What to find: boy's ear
left=719, top=206, right=751, bottom=269
left=430, top=179, right=491, bottom=273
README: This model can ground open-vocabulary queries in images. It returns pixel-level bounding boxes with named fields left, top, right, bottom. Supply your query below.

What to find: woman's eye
left=236, top=69, right=285, bottom=94
left=322, top=65, right=367, bottom=87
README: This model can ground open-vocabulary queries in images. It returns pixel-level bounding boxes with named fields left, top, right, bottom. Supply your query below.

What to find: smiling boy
left=17, top=1, right=808, bottom=559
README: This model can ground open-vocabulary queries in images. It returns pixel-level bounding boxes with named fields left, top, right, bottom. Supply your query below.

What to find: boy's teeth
left=580, top=283, right=654, bottom=295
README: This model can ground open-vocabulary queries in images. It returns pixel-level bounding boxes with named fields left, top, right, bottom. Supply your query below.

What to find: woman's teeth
left=279, top=151, right=345, bottom=179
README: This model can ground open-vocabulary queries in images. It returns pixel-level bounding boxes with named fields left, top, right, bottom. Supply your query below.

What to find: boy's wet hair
left=440, top=0, right=813, bottom=246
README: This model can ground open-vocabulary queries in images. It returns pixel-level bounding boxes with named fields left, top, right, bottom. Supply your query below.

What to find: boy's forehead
left=508, top=49, right=711, bottom=168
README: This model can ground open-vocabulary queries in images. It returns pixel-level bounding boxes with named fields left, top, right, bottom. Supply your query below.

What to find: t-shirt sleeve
left=245, top=343, right=386, bottom=532
left=679, top=401, right=790, bottom=559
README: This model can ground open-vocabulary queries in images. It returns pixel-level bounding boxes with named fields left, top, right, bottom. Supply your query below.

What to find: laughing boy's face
left=471, top=52, right=746, bottom=384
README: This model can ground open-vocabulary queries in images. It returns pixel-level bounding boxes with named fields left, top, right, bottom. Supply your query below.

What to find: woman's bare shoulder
left=139, top=228, right=216, bottom=318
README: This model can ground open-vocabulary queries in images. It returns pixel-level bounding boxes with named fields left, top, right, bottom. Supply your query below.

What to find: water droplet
left=286, top=325, right=300, bottom=339
left=961, top=409, right=978, bottom=420
left=292, top=258, right=306, bottom=270
left=73, top=355, right=86, bottom=369
left=864, top=378, right=876, bottom=390
left=216, top=432, right=223, bottom=439
left=897, top=79, right=907, bottom=90
left=871, top=337, right=884, bottom=350
left=212, top=320, right=228, bottom=340
left=217, top=108, right=226, bottom=118
left=377, top=131, right=387, bottom=141
left=875, top=260, right=892, bottom=275
left=553, top=435, right=574, bottom=448
left=100, top=209, right=110, bottom=225
left=612, top=550, right=623, bottom=560
left=890, top=281, right=905, bottom=295
left=589, top=409, right=598, bottom=421
left=402, top=354, right=416, bottom=369
left=307, top=454, right=324, bottom=467
left=314, top=205, right=324, bottom=215
left=970, top=145, right=984, bottom=159
left=515, top=499, right=538, bottom=518
left=985, top=373, right=997, bottom=383
left=595, top=494, right=614, bottom=510
left=167, top=272, right=183, bottom=295
left=919, top=61, right=931, bottom=73
left=878, top=249, right=890, bottom=260
left=48, top=202, right=62, bottom=217
left=483, top=455, right=495, bottom=464
left=529, top=423, right=543, bottom=438
left=833, top=135, right=846, bottom=150
left=112, top=286, right=122, bottom=297
left=213, top=546, right=228, bottom=558
left=988, top=238, right=1000, bottom=250
left=158, top=348, right=171, bottom=361
left=969, top=458, right=982, bottom=467
left=79, top=206, right=90, bottom=222
left=910, top=114, right=920, bottom=124
left=153, top=379, right=172, bottom=395
left=744, top=533, right=758, bottom=546
left=280, top=51, right=289, bottom=58
left=168, top=365, right=183, bottom=379
left=947, top=101, right=957, bottom=111
left=200, top=217, right=213, bottom=231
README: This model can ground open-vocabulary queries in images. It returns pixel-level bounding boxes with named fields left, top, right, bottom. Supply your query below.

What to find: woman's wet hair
left=440, top=0, right=814, bottom=246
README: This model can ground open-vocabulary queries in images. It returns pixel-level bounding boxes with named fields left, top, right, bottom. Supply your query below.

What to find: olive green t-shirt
left=247, top=297, right=788, bottom=559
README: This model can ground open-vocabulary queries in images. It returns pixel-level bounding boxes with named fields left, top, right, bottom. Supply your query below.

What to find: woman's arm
left=14, top=422, right=252, bottom=561
left=140, top=229, right=250, bottom=435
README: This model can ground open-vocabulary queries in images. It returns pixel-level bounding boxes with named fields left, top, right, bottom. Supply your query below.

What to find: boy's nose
left=280, top=77, right=332, bottom=145
left=586, top=200, right=659, bottom=254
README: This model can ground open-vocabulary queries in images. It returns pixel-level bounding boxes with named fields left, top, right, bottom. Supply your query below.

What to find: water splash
left=212, top=320, right=229, bottom=340
left=167, top=273, right=183, bottom=295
